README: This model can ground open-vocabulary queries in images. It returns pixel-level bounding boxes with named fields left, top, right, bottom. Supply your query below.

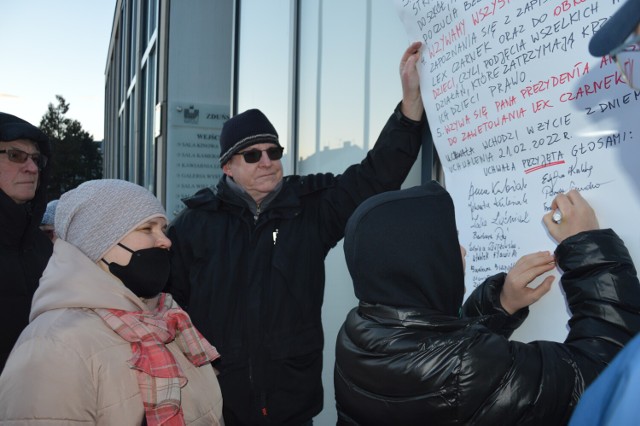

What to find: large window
left=298, top=0, right=412, bottom=175
left=141, top=48, right=157, bottom=191
left=236, top=0, right=295, bottom=175
left=237, top=0, right=415, bottom=176
left=105, top=0, right=161, bottom=188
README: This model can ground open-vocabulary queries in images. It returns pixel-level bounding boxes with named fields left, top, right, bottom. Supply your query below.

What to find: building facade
left=104, top=1, right=435, bottom=423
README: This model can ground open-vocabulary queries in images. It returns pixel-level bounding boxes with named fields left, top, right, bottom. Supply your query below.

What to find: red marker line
left=524, top=160, right=565, bottom=174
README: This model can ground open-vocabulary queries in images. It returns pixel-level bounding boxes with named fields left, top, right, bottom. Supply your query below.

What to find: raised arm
left=315, top=42, right=426, bottom=247
left=545, top=190, right=640, bottom=377
left=501, top=189, right=599, bottom=314
left=543, top=189, right=599, bottom=243
left=399, top=41, right=424, bottom=121
left=462, top=251, right=554, bottom=336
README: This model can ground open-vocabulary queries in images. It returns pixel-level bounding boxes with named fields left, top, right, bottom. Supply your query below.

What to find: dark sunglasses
left=235, top=146, right=284, bottom=164
left=0, top=148, right=48, bottom=169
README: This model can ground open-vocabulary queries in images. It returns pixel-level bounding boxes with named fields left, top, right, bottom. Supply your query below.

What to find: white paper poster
left=395, top=0, right=640, bottom=342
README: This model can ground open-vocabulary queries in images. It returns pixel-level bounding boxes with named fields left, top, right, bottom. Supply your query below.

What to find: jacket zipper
left=254, top=203, right=261, bottom=224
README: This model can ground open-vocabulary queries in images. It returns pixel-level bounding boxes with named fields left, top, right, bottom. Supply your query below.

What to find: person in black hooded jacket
left=0, top=112, right=52, bottom=372
left=334, top=181, right=640, bottom=425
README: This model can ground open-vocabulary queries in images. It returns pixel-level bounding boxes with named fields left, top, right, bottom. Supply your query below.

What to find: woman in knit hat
left=0, top=179, right=224, bottom=426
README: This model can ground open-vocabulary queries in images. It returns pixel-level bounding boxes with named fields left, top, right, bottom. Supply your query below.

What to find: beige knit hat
left=55, top=179, right=167, bottom=262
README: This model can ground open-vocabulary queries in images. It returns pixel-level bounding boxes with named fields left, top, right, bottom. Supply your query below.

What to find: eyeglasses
left=611, top=33, right=640, bottom=90
left=0, top=148, right=48, bottom=169
left=235, top=146, right=284, bottom=164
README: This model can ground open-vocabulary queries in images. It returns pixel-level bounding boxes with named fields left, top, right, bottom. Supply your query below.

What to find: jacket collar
left=31, top=239, right=148, bottom=322
left=224, top=175, right=283, bottom=216
left=183, top=176, right=302, bottom=218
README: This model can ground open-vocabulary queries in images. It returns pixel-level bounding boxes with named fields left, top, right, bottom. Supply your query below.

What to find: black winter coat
left=166, top=104, right=424, bottom=425
left=335, top=229, right=640, bottom=425
left=0, top=117, right=52, bottom=372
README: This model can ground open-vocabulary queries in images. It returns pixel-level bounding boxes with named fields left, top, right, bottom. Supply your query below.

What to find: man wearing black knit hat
left=0, top=112, right=52, bottom=371
left=167, top=42, right=426, bottom=425
left=568, top=2, right=640, bottom=424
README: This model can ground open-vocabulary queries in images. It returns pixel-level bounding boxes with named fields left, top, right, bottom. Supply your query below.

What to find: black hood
left=343, top=181, right=464, bottom=316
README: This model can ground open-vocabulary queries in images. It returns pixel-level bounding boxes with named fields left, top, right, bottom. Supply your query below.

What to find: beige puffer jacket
left=0, top=239, right=224, bottom=425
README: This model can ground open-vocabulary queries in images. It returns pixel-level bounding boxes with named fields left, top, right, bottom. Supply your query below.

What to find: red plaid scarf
left=95, top=293, right=220, bottom=426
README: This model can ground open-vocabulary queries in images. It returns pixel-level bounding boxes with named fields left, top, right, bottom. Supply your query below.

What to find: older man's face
left=0, top=139, right=40, bottom=204
left=222, top=142, right=284, bottom=204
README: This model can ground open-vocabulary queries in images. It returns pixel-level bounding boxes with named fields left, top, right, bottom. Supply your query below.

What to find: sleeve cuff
left=394, top=101, right=425, bottom=126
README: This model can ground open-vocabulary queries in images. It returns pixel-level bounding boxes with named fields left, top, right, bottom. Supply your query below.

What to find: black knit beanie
left=219, top=109, right=280, bottom=165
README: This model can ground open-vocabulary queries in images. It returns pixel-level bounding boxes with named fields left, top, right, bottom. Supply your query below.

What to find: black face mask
left=102, top=243, right=170, bottom=298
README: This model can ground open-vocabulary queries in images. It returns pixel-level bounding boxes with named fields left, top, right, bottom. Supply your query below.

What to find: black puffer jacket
left=334, top=182, right=640, bottom=425
left=166, top=104, right=424, bottom=425
left=0, top=113, right=53, bottom=371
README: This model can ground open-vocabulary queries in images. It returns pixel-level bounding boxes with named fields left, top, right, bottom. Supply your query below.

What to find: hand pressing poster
left=394, top=0, right=640, bottom=342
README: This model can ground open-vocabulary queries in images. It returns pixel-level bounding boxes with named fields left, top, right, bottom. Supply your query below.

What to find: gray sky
left=0, top=1, right=115, bottom=140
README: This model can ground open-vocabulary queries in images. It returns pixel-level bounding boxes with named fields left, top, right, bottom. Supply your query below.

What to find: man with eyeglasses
left=167, top=42, right=425, bottom=426
left=0, top=112, right=52, bottom=372
left=567, top=2, right=640, bottom=425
